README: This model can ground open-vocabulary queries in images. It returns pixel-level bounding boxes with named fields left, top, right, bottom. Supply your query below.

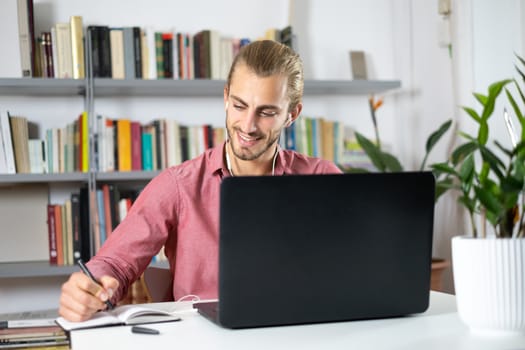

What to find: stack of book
left=0, top=309, right=69, bottom=349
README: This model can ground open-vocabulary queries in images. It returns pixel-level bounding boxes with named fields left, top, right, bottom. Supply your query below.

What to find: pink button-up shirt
left=88, top=141, right=342, bottom=303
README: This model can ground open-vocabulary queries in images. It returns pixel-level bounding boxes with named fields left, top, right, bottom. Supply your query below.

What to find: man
left=59, top=40, right=342, bottom=322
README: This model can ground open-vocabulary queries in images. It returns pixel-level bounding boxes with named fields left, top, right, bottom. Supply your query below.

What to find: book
left=116, top=119, right=131, bottom=171
left=46, top=204, right=58, bottom=265
left=54, top=22, right=73, bottom=79
left=350, top=50, right=368, bottom=80
left=123, top=27, right=136, bottom=79
left=70, top=15, right=85, bottom=79
left=17, top=0, right=35, bottom=77
left=70, top=192, right=82, bottom=263
left=110, top=28, right=125, bottom=79
left=0, top=309, right=58, bottom=329
left=8, top=114, right=30, bottom=173
left=0, top=322, right=68, bottom=349
left=0, top=0, right=23, bottom=77
left=0, top=110, right=16, bottom=174
left=55, top=303, right=181, bottom=331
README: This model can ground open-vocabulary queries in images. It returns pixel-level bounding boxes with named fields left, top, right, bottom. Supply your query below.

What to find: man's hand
left=59, top=272, right=119, bottom=322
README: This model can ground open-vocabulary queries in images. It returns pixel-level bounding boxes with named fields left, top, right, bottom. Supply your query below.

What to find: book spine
left=70, top=16, right=85, bottom=79
left=54, top=23, right=73, bottom=78
left=87, top=26, right=101, bottom=77
left=99, top=26, right=112, bottom=78
left=110, top=28, right=125, bottom=79
left=64, top=199, right=73, bottom=265
left=130, top=121, right=142, bottom=170
left=47, top=204, right=58, bottom=265
left=141, top=130, right=153, bottom=171
left=132, top=27, right=142, bottom=78
left=162, top=33, right=173, bottom=79
left=79, top=187, right=91, bottom=260
left=17, top=0, right=33, bottom=77
left=154, top=32, right=164, bottom=78
left=102, top=184, right=113, bottom=237
left=71, top=192, right=82, bottom=263
left=54, top=204, right=63, bottom=266
left=81, top=112, right=89, bottom=172
left=96, top=189, right=107, bottom=245
left=9, top=114, right=31, bottom=173
left=123, top=27, right=135, bottom=79
left=117, top=119, right=131, bottom=171
left=0, top=111, right=16, bottom=174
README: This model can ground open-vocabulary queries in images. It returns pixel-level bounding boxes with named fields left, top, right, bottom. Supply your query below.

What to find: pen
left=77, top=259, right=115, bottom=310
left=131, top=326, right=160, bottom=335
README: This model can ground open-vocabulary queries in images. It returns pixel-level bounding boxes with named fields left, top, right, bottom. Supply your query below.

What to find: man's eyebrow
left=230, top=95, right=248, bottom=107
left=230, top=95, right=281, bottom=111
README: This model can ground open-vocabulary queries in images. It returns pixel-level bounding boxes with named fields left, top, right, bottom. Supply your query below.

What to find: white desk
left=70, top=292, right=525, bottom=350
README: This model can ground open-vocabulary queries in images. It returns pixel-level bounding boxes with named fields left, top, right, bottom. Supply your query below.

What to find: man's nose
left=239, top=109, right=257, bottom=133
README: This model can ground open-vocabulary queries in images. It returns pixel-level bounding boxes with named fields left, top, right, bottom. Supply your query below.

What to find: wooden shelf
left=95, top=170, right=161, bottom=182
left=0, top=261, right=78, bottom=278
left=0, top=78, right=85, bottom=96
left=0, top=78, right=401, bottom=97
left=93, top=78, right=400, bottom=97
left=0, top=172, right=89, bottom=185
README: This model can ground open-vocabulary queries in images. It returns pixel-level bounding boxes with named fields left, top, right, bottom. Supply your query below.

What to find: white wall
left=1, top=0, right=523, bottom=312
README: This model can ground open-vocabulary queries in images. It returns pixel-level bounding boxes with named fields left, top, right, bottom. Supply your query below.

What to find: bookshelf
left=0, top=77, right=401, bottom=98
left=0, top=77, right=400, bottom=279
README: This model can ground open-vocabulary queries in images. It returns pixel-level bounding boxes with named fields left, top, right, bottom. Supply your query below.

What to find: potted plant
left=430, top=55, right=525, bottom=334
left=343, top=96, right=453, bottom=291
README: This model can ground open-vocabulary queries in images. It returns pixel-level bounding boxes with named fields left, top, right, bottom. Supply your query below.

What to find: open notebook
left=55, top=302, right=191, bottom=331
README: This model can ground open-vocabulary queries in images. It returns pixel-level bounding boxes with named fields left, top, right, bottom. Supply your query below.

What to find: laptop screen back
left=217, top=172, right=435, bottom=328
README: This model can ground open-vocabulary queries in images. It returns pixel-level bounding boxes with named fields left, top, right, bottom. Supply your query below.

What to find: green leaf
left=494, top=140, right=512, bottom=157
left=435, top=178, right=454, bottom=201
left=420, top=119, right=452, bottom=170
left=506, top=87, right=524, bottom=123
left=473, top=93, right=487, bottom=106
left=343, top=167, right=371, bottom=174
left=354, top=131, right=386, bottom=172
left=474, top=186, right=504, bottom=219
left=479, top=146, right=505, bottom=179
left=516, top=53, right=525, bottom=69
left=431, top=163, right=458, bottom=176
left=425, top=120, right=452, bottom=153
left=381, top=151, right=404, bottom=172
left=516, top=65, right=525, bottom=84
left=481, top=79, right=512, bottom=122
left=458, top=132, right=476, bottom=142
left=501, top=176, right=523, bottom=194
left=451, top=142, right=477, bottom=165
left=459, top=154, right=475, bottom=187
left=458, top=195, right=476, bottom=212
left=462, top=107, right=481, bottom=123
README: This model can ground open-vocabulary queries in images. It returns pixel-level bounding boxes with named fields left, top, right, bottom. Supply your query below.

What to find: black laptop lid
left=217, top=172, right=435, bottom=328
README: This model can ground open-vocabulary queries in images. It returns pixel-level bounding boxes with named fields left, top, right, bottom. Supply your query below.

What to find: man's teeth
left=240, top=134, right=256, bottom=141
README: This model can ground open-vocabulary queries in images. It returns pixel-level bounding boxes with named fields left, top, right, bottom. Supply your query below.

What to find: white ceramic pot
left=452, top=236, right=525, bottom=335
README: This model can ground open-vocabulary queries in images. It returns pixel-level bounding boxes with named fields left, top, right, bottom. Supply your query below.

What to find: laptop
left=194, top=172, right=435, bottom=328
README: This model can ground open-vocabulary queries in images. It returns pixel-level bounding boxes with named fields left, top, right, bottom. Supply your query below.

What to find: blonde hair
left=226, top=40, right=304, bottom=111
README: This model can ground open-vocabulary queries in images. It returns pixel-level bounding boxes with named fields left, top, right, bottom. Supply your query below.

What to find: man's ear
left=223, top=86, right=229, bottom=111
left=286, top=103, right=302, bottom=127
